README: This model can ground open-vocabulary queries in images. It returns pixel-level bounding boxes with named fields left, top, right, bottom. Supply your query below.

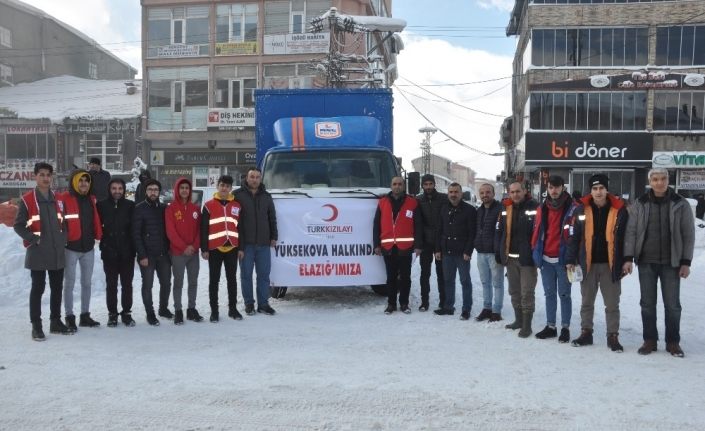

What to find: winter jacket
left=475, top=200, right=501, bottom=254
left=530, top=192, right=578, bottom=267
left=373, top=192, right=423, bottom=256
left=165, top=177, right=201, bottom=256
left=89, top=168, right=111, bottom=202
left=234, top=184, right=278, bottom=246
left=97, top=191, right=136, bottom=261
left=58, top=169, right=102, bottom=253
left=494, top=197, right=538, bottom=266
left=132, top=197, right=169, bottom=260
left=624, top=188, right=695, bottom=267
left=416, top=189, right=447, bottom=251
left=565, top=194, right=628, bottom=282
left=437, top=200, right=477, bottom=256
left=133, top=171, right=152, bottom=204
left=14, top=188, right=67, bottom=271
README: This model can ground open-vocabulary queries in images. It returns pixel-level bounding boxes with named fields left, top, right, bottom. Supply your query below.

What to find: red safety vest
left=378, top=195, right=417, bottom=251
left=58, top=192, right=103, bottom=242
left=204, top=198, right=240, bottom=250
left=21, top=189, right=63, bottom=248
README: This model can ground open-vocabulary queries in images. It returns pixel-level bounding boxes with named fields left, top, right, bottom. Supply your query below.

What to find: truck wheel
left=270, top=286, right=287, bottom=299
left=371, top=284, right=388, bottom=296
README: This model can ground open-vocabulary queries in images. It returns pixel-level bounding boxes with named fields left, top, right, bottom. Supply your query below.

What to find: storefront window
left=653, top=91, right=705, bottom=131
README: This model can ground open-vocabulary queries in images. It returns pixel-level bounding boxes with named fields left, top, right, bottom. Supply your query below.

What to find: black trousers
left=419, top=248, right=445, bottom=305
left=29, top=269, right=63, bottom=323
left=384, top=251, right=412, bottom=307
left=104, top=257, right=135, bottom=315
left=139, top=254, right=171, bottom=314
left=208, top=249, right=238, bottom=311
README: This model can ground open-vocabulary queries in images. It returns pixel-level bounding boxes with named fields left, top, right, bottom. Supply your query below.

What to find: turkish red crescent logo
left=322, top=204, right=339, bottom=222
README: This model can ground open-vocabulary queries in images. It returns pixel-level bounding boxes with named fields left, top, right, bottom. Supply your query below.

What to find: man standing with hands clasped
left=623, top=168, right=694, bottom=357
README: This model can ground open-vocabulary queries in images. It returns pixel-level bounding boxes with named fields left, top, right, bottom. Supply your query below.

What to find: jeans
left=63, top=249, right=95, bottom=315
left=241, top=244, right=271, bottom=307
left=638, top=263, right=682, bottom=343
left=539, top=261, right=572, bottom=328
left=30, top=269, right=63, bottom=323
left=171, top=253, right=200, bottom=311
left=104, top=257, right=135, bottom=315
left=477, top=253, right=504, bottom=313
left=419, top=248, right=444, bottom=306
left=139, top=254, right=172, bottom=314
left=384, top=252, right=412, bottom=307
left=442, top=254, right=472, bottom=312
left=207, top=249, right=238, bottom=311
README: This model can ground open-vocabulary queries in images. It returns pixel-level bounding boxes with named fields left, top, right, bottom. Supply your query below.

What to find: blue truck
left=255, top=88, right=418, bottom=297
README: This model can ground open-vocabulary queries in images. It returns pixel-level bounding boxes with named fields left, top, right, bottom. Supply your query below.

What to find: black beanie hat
left=588, top=174, right=609, bottom=190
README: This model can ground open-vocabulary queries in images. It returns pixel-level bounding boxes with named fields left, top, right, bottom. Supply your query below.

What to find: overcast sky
left=19, top=0, right=515, bottom=180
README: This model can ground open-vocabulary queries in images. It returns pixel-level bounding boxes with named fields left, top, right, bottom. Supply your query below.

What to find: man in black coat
left=132, top=179, right=171, bottom=326
left=97, top=178, right=136, bottom=327
left=88, top=157, right=111, bottom=202
left=434, top=183, right=477, bottom=320
left=474, top=183, right=504, bottom=322
left=416, top=174, right=447, bottom=311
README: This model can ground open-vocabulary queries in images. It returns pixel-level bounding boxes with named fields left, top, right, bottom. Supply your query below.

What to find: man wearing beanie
left=416, top=174, right=447, bottom=311
left=531, top=175, right=578, bottom=343
left=132, top=178, right=172, bottom=326
left=88, top=157, right=111, bottom=203
left=58, top=169, right=104, bottom=331
left=566, top=174, right=628, bottom=352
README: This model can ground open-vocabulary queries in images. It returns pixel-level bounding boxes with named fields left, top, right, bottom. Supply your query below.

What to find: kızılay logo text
left=551, top=141, right=628, bottom=159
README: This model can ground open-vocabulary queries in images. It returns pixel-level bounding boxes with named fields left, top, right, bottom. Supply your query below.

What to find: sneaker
left=174, top=310, right=184, bottom=325
left=607, top=333, right=624, bottom=353
left=49, top=318, right=74, bottom=335
left=400, top=305, right=411, bottom=314
left=228, top=307, right=243, bottom=321
left=107, top=313, right=118, bottom=328
left=65, top=314, right=78, bottom=333
left=571, top=328, right=593, bottom=347
left=79, top=312, right=101, bottom=328
left=384, top=305, right=396, bottom=315
left=460, top=311, right=471, bottom=320
left=535, top=325, right=558, bottom=339
left=558, top=328, right=570, bottom=343
left=433, top=308, right=454, bottom=316
left=146, top=313, right=160, bottom=326
left=638, top=339, right=657, bottom=355
left=121, top=312, right=136, bottom=327
left=186, top=308, right=204, bottom=322
left=257, top=304, right=276, bottom=315
left=210, top=310, right=219, bottom=323
left=666, top=341, right=684, bottom=358
left=245, top=304, right=256, bottom=316
left=158, top=308, right=174, bottom=319
left=489, top=313, right=503, bottom=322
left=31, top=321, right=45, bottom=341
left=475, top=308, right=492, bottom=322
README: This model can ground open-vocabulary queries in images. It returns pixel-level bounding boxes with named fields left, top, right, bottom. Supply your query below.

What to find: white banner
left=270, top=198, right=386, bottom=287
left=263, top=33, right=330, bottom=55
left=207, top=108, right=255, bottom=128
left=679, top=170, right=705, bottom=189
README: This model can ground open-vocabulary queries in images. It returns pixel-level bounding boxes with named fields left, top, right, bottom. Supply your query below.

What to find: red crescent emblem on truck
left=322, top=204, right=338, bottom=222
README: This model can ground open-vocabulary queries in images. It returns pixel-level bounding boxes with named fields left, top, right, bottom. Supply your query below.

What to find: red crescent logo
left=322, top=204, right=338, bottom=222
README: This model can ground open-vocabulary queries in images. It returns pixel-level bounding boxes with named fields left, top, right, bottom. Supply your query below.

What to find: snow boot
left=535, top=325, right=557, bottom=339
left=79, top=312, right=100, bottom=328
left=31, top=321, right=45, bottom=341
left=558, top=327, right=570, bottom=343
left=475, top=308, right=492, bottom=321
left=638, top=339, right=657, bottom=355
left=121, top=312, right=136, bottom=327
left=571, top=328, right=593, bottom=347
left=607, top=333, right=624, bottom=353
left=505, top=307, right=522, bottom=330
left=186, top=308, right=204, bottom=322
left=518, top=311, right=533, bottom=338
left=49, top=318, right=73, bottom=335
left=228, top=306, right=243, bottom=321
left=65, top=314, right=78, bottom=332
left=107, top=313, right=119, bottom=328
left=174, top=309, right=184, bottom=325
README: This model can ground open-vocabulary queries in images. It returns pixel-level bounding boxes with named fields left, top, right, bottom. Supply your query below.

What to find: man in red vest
left=373, top=176, right=423, bottom=314
left=200, top=175, right=241, bottom=322
left=166, top=177, right=202, bottom=325
left=58, top=169, right=103, bottom=331
left=14, top=162, right=72, bottom=340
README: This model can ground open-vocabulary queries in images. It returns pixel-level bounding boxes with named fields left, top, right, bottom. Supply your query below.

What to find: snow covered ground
left=1, top=223, right=704, bottom=431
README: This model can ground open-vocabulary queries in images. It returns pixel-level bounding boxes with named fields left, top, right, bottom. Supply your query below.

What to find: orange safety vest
left=58, top=192, right=103, bottom=242
left=378, top=195, right=417, bottom=251
left=204, top=198, right=240, bottom=250
left=21, top=189, right=63, bottom=248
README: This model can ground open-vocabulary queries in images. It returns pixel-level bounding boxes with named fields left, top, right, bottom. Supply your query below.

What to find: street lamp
left=419, top=126, right=437, bottom=175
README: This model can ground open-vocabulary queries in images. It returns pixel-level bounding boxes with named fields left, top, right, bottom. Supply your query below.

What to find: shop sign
left=263, top=33, right=329, bottom=55
left=237, top=151, right=256, bottom=165
left=215, top=42, right=258, bottom=55
left=679, top=170, right=705, bottom=189
left=5, top=126, right=49, bottom=134
left=652, top=151, right=705, bottom=168
left=164, top=151, right=238, bottom=165
left=157, top=44, right=200, bottom=58
left=62, top=121, right=136, bottom=134
left=0, top=169, right=35, bottom=188
left=207, top=108, right=255, bottom=129
left=160, top=167, right=192, bottom=176
left=525, top=132, right=653, bottom=164
left=529, top=72, right=705, bottom=92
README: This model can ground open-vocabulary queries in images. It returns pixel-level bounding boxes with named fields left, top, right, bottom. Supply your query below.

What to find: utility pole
left=419, top=126, right=437, bottom=175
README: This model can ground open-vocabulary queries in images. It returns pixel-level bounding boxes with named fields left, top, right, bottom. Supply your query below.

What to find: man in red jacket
left=165, top=178, right=202, bottom=325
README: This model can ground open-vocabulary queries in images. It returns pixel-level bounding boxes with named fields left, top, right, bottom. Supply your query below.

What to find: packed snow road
left=0, top=225, right=703, bottom=430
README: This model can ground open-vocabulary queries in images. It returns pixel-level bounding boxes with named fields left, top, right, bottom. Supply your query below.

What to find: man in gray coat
left=623, top=168, right=695, bottom=357
left=14, top=162, right=72, bottom=340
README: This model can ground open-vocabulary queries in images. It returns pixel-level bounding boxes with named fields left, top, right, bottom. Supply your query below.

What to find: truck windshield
left=263, top=150, right=398, bottom=189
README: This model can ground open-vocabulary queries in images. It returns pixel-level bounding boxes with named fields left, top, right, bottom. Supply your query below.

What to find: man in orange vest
left=200, top=175, right=241, bottom=323
left=58, top=169, right=103, bottom=331
left=13, top=162, right=72, bottom=340
left=373, top=176, right=422, bottom=314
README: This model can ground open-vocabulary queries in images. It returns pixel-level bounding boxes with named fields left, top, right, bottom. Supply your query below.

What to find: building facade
left=411, top=153, right=476, bottom=193
left=505, top=0, right=705, bottom=200
left=0, top=0, right=137, bottom=87
left=140, top=0, right=398, bottom=190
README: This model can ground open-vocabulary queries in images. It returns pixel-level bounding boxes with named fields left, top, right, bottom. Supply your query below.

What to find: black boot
left=210, top=310, right=219, bottom=323
left=65, top=314, right=78, bottom=332
left=535, top=325, right=557, bottom=339
left=186, top=308, right=204, bottom=322
left=158, top=308, right=174, bottom=319
left=174, top=309, right=184, bottom=325
left=607, top=333, right=623, bottom=353
left=146, top=311, right=160, bottom=326
left=79, top=312, right=100, bottom=328
left=475, top=308, right=492, bottom=322
left=49, top=318, right=73, bottom=335
left=558, top=327, right=570, bottom=343
left=107, top=313, right=119, bottom=327
left=571, top=328, right=594, bottom=347
left=505, top=307, right=522, bottom=330
left=121, top=312, right=136, bottom=327
left=228, top=306, right=243, bottom=320
left=518, top=311, right=533, bottom=338
left=31, top=321, right=45, bottom=341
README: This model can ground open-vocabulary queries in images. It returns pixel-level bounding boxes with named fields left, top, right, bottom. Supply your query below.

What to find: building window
left=5, top=133, right=55, bottom=162
left=264, top=0, right=331, bottom=35
left=147, top=7, right=209, bottom=58
left=264, top=63, right=321, bottom=89
left=532, top=27, right=648, bottom=67
left=147, top=67, right=209, bottom=131
left=0, top=26, right=11, bottom=48
left=530, top=91, right=647, bottom=131
left=216, top=4, right=259, bottom=43
left=653, top=92, right=705, bottom=131
left=215, top=65, right=257, bottom=108
left=0, top=63, right=12, bottom=83
left=88, top=62, right=98, bottom=79
left=655, top=26, right=705, bottom=66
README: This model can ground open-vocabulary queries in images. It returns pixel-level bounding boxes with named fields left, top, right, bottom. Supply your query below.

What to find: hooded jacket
left=165, top=177, right=201, bottom=256
left=530, top=191, right=578, bottom=267
left=97, top=178, right=136, bottom=261
left=58, top=169, right=103, bottom=252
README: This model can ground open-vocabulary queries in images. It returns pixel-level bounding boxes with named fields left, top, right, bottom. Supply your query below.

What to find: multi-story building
left=0, top=0, right=137, bottom=87
left=505, top=0, right=705, bottom=200
left=411, top=154, right=476, bottom=193
left=140, top=0, right=399, bottom=190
